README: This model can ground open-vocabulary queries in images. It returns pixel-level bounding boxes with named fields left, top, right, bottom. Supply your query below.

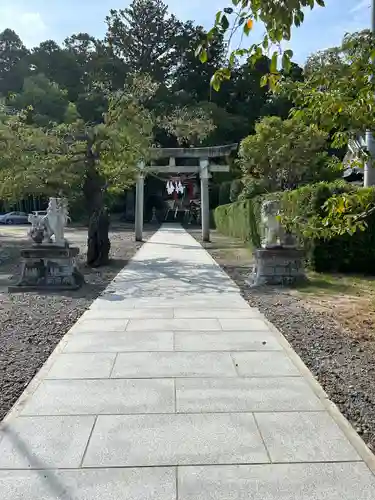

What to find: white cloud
left=0, top=7, right=47, bottom=47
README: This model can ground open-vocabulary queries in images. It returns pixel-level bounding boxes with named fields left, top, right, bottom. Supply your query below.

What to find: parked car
left=0, top=211, right=30, bottom=224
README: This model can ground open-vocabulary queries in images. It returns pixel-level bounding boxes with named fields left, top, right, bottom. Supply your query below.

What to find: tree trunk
left=86, top=207, right=111, bottom=267
left=83, top=141, right=111, bottom=267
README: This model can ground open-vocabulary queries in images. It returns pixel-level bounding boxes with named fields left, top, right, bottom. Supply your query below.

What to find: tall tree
left=29, top=40, right=83, bottom=102
left=64, top=33, right=128, bottom=91
left=105, top=0, right=183, bottom=82
left=0, top=29, right=29, bottom=96
left=9, top=74, right=77, bottom=126
left=173, top=22, right=225, bottom=102
left=0, top=107, right=82, bottom=202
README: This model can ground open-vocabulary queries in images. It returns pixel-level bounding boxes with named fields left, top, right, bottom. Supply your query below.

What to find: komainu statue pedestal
left=248, top=247, right=306, bottom=287
left=9, top=197, right=84, bottom=292
left=9, top=246, right=84, bottom=292
left=247, top=199, right=306, bottom=287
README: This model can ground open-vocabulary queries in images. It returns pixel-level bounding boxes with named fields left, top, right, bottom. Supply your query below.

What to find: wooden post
left=200, top=158, right=210, bottom=242
left=135, top=162, right=145, bottom=242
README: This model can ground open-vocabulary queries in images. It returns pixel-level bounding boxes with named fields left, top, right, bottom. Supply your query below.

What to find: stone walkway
left=1, top=225, right=375, bottom=499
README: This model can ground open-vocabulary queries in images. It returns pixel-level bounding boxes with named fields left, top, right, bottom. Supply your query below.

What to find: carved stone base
left=9, top=246, right=84, bottom=292
left=247, top=247, right=306, bottom=287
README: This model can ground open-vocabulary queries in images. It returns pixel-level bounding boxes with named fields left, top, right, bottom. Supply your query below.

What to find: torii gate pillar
left=135, top=162, right=144, bottom=242
left=200, top=158, right=211, bottom=242
left=134, top=144, right=237, bottom=242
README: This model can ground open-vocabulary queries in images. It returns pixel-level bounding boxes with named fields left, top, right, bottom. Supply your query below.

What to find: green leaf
left=260, top=74, right=268, bottom=87
left=199, top=49, right=208, bottom=63
left=223, top=7, right=233, bottom=14
left=270, top=52, right=278, bottom=73
left=210, top=74, right=221, bottom=92
left=221, top=15, right=229, bottom=31
left=206, top=28, right=215, bottom=41
left=215, top=11, right=222, bottom=25
left=194, top=44, right=202, bottom=57
left=316, top=0, right=325, bottom=6
left=221, top=67, right=231, bottom=80
left=282, top=52, right=292, bottom=73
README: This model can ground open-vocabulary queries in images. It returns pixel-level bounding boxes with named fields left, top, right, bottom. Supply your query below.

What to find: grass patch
left=201, top=231, right=254, bottom=267
left=292, top=272, right=375, bottom=340
left=296, top=272, right=375, bottom=297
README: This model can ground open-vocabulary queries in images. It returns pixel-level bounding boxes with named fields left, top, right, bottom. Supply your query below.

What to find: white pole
left=135, top=162, right=145, bottom=242
left=364, top=0, right=375, bottom=186
left=200, top=158, right=210, bottom=242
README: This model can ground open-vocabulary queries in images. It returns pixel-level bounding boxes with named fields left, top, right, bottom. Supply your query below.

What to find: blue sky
left=0, top=0, right=371, bottom=63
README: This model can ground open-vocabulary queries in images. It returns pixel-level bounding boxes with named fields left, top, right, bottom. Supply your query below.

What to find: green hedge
left=214, top=198, right=263, bottom=247
left=214, top=181, right=375, bottom=274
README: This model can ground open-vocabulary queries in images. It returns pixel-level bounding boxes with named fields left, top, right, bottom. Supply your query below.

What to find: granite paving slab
left=63, top=331, right=174, bottom=353
left=173, top=308, right=261, bottom=319
left=0, top=467, right=176, bottom=500
left=218, top=318, right=271, bottom=331
left=126, top=318, right=222, bottom=331
left=178, top=463, right=375, bottom=500
left=0, top=416, right=95, bottom=469
left=46, top=353, right=116, bottom=379
left=80, top=308, right=174, bottom=320
left=70, top=319, right=128, bottom=333
left=111, top=352, right=237, bottom=378
left=255, top=411, right=361, bottom=462
left=83, top=413, right=269, bottom=467
left=231, top=351, right=300, bottom=377
left=174, top=331, right=282, bottom=352
left=176, top=377, right=324, bottom=413
left=21, top=379, right=175, bottom=416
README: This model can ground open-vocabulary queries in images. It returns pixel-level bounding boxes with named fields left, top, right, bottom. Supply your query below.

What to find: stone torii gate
left=135, top=144, right=237, bottom=242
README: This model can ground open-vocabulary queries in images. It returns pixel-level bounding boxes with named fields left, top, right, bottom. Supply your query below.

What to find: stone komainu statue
left=261, top=200, right=284, bottom=248
left=28, top=197, right=69, bottom=246
left=260, top=200, right=296, bottom=248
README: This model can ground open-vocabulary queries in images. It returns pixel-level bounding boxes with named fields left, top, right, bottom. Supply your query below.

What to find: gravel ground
left=0, top=225, right=154, bottom=421
left=190, top=229, right=375, bottom=453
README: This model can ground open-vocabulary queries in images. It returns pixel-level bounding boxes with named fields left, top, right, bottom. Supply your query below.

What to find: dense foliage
left=214, top=181, right=375, bottom=274
left=0, top=0, right=300, bottom=146
left=238, top=115, right=340, bottom=195
left=207, top=1, right=375, bottom=245
left=280, top=31, right=375, bottom=150
left=0, top=0, right=307, bottom=224
left=214, top=199, right=260, bottom=246
left=0, top=74, right=214, bottom=208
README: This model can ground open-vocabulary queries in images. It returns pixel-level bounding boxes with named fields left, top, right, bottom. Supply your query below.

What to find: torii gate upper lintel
left=135, top=144, right=237, bottom=242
